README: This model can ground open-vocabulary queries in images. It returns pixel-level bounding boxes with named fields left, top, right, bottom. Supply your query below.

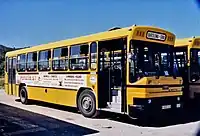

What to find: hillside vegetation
left=0, top=45, right=15, bottom=76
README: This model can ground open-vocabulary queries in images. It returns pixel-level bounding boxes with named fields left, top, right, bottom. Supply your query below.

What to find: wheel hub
left=82, top=97, right=92, bottom=111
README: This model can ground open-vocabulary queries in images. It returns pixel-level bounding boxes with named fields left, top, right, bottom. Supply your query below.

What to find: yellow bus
left=5, top=25, right=183, bottom=119
left=174, top=37, right=200, bottom=104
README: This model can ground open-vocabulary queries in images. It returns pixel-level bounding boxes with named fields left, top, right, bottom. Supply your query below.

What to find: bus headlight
left=148, top=99, right=151, bottom=104
left=177, top=97, right=180, bottom=101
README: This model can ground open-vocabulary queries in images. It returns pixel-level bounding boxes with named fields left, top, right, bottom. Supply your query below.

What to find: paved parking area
left=0, top=103, right=99, bottom=136
left=0, top=89, right=200, bottom=136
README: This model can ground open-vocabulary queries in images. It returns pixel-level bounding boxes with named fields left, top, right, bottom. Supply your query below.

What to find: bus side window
left=27, top=52, right=37, bottom=71
left=52, top=47, right=68, bottom=71
left=70, top=44, right=89, bottom=70
left=90, top=42, right=97, bottom=70
left=17, top=54, right=26, bottom=72
left=38, top=50, right=51, bottom=71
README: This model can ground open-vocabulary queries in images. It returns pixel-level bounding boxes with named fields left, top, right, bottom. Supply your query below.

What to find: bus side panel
left=12, top=84, right=17, bottom=96
left=27, top=86, right=47, bottom=102
left=16, top=85, right=19, bottom=97
left=27, top=86, right=77, bottom=107
left=27, top=86, right=58, bottom=104
left=8, top=84, right=12, bottom=95
left=56, top=89, right=77, bottom=107
left=4, top=74, right=9, bottom=95
left=87, top=74, right=98, bottom=107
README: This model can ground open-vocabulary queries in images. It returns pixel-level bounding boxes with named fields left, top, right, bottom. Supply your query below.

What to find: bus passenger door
left=8, top=57, right=16, bottom=96
left=98, top=39, right=127, bottom=113
left=12, top=58, right=17, bottom=96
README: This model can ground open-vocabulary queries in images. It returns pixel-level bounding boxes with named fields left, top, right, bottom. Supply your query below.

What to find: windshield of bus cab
left=190, top=48, right=200, bottom=77
left=129, top=40, right=174, bottom=83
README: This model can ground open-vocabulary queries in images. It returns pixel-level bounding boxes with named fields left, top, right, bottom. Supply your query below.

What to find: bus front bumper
left=128, top=96, right=182, bottom=118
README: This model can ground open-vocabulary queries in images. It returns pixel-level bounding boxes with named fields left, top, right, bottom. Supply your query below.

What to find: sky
left=0, top=0, right=200, bottom=48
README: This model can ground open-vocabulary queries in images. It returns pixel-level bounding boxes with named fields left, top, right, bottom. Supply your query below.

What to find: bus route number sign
left=146, top=31, right=166, bottom=41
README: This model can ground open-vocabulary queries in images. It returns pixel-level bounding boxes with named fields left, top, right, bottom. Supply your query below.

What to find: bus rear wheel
left=78, top=89, right=97, bottom=118
left=19, top=86, right=29, bottom=105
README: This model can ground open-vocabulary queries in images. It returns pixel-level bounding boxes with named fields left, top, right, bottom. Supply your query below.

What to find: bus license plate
left=162, top=105, right=171, bottom=110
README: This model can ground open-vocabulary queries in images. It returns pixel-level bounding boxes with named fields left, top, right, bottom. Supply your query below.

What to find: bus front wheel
left=19, top=86, right=29, bottom=105
left=78, top=89, right=97, bottom=118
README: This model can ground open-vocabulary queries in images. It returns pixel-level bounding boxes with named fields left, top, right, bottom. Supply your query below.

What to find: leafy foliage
left=0, top=45, right=15, bottom=76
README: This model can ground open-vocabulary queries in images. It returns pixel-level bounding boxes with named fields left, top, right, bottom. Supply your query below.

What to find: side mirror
left=191, top=74, right=200, bottom=82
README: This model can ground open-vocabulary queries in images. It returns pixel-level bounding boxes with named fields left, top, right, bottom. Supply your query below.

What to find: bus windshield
left=190, top=48, right=200, bottom=75
left=129, top=40, right=174, bottom=82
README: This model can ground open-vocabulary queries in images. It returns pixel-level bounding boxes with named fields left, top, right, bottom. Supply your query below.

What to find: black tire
left=77, top=89, right=97, bottom=118
left=19, top=86, right=29, bottom=105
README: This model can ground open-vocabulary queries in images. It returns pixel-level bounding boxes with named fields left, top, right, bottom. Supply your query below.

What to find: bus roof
left=175, top=37, right=200, bottom=48
left=6, top=25, right=175, bottom=57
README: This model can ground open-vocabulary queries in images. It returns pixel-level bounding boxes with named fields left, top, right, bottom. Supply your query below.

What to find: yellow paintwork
left=14, top=74, right=97, bottom=107
left=6, top=25, right=175, bottom=57
left=131, top=26, right=175, bottom=46
left=128, top=76, right=182, bottom=86
left=127, top=88, right=182, bottom=105
left=4, top=25, right=182, bottom=114
left=175, top=37, right=200, bottom=66
left=175, top=37, right=200, bottom=99
left=8, top=84, right=12, bottom=95
left=175, top=37, right=200, bottom=49
left=127, top=76, right=183, bottom=105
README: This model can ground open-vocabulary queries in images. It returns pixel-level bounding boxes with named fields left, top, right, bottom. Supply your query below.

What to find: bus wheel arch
left=76, top=87, right=98, bottom=118
left=18, top=83, right=26, bottom=96
left=76, top=87, right=96, bottom=107
left=19, top=83, right=29, bottom=104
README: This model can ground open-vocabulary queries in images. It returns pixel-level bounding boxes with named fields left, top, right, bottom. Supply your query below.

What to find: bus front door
left=8, top=57, right=16, bottom=96
left=98, top=39, right=127, bottom=113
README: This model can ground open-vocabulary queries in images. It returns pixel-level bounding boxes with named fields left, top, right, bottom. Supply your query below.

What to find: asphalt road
left=0, top=103, right=99, bottom=136
left=1, top=89, right=200, bottom=136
